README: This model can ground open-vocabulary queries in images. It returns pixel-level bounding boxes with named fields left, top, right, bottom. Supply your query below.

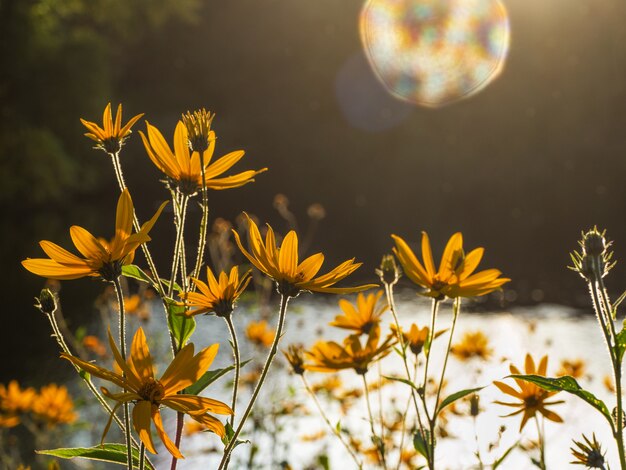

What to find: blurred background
left=3, top=0, right=626, bottom=381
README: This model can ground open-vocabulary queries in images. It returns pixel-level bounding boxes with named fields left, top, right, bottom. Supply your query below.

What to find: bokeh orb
left=360, top=0, right=510, bottom=108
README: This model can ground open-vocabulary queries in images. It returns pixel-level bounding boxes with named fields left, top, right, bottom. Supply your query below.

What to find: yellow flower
left=31, top=384, right=77, bottom=427
left=557, top=359, right=586, bottom=379
left=246, top=320, right=275, bottom=348
left=304, top=325, right=396, bottom=375
left=391, top=232, right=510, bottom=299
left=83, top=335, right=107, bottom=357
left=182, top=266, right=251, bottom=318
left=494, top=354, right=564, bottom=431
left=61, top=327, right=232, bottom=458
left=0, top=381, right=36, bottom=428
left=390, top=323, right=437, bottom=356
left=22, top=189, right=166, bottom=281
left=451, top=330, right=492, bottom=361
left=80, top=103, right=144, bottom=154
left=140, top=121, right=267, bottom=196
left=328, top=290, right=387, bottom=335
left=233, top=214, right=377, bottom=297
left=282, top=344, right=306, bottom=375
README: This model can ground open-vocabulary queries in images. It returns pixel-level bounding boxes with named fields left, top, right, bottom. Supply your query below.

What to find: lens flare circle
left=360, top=0, right=510, bottom=108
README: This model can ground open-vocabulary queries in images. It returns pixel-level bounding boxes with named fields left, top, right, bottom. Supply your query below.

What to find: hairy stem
left=193, top=151, right=210, bottom=280
left=225, top=315, right=241, bottom=421
left=362, top=373, right=387, bottom=469
left=113, top=277, right=133, bottom=470
left=302, top=374, right=362, bottom=469
left=218, top=295, right=290, bottom=470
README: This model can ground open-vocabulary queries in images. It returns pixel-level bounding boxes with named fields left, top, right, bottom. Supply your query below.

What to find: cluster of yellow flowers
left=0, top=381, right=77, bottom=428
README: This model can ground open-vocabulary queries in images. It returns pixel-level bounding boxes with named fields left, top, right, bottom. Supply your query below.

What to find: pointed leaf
left=121, top=265, right=156, bottom=289
left=509, top=374, right=613, bottom=426
left=37, top=444, right=153, bottom=469
left=166, top=299, right=195, bottom=348
left=616, top=325, right=626, bottom=364
left=186, top=359, right=252, bottom=396
left=437, top=386, right=485, bottom=415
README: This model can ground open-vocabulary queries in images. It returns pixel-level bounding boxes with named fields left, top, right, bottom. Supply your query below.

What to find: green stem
left=139, top=443, right=146, bottom=470
left=110, top=151, right=165, bottom=299
left=193, top=151, right=210, bottom=280
left=362, top=373, right=387, bottom=469
left=225, top=315, right=241, bottom=421
left=534, top=416, right=546, bottom=470
left=301, top=374, right=363, bottom=469
left=113, top=277, right=133, bottom=470
left=383, top=284, right=428, bottom=434
left=217, top=295, right=290, bottom=470
left=590, top=277, right=626, bottom=468
left=396, top=360, right=419, bottom=470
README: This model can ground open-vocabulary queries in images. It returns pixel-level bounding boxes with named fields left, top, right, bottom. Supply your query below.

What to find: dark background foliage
left=3, top=0, right=626, bottom=381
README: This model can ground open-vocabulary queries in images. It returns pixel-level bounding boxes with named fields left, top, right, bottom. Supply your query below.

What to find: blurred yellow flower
left=183, top=266, right=251, bottom=318
left=603, top=375, right=615, bottom=393
left=557, top=359, right=586, bottom=379
left=246, top=320, right=275, bottom=348
left=390, top=323, right=436, bottom=356
left=140, top=121, right=267, bottom=196
left=0, top=381, right=36, bottom=428
left=282, top=344, right=306, bottom=375
left=83, top=335, right=107, bottom=357
left=329, top=290, right=387, bottom=335
left=31, top=384, right=77, bottom=427
left=62, top=327, right=232, bottom=458
left=311, top=375, right=343, bottom=395
left=233, top=214, right=376, bottom=297
left=494, top=354, right=564, bottom=431
left=451, top=330, right=492, bottom=361
left=391, top=232, right=509, bottom=299
left=80, top=103, right=144, bottom=154
left=304, top=325, right=396, bottom=375
left=22, top=189, right=166, bottom=281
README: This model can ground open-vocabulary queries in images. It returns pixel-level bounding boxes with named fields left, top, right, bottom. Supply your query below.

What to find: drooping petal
left=133, top=400, right=157, bottom=454
left=152, top=407, right=183, bottom=459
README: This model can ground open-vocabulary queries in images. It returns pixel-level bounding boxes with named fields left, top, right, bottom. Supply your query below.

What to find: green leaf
left=509, top=374, right=613, bottom=426
left=37, top=444, right=153, bottom=469
left=492, top=440, right=519, bottom=469
left=616, top=326, right=626, bottom=363
left=166, top=299, right=195, bottom=349
left=186, top=359, right=252, bottom=396
left=160, top=277, right=183, bottom=293
left=317, top=454, right=330, bottom=470
left=413, top=429, right=432, bottom=459
left=437, top=386, right=485, bottom=415
left=221, top=421, right=249, bottom=449
left=121, top=265, right=156, bottom=288
left=384, top=375, right=421, bottom=394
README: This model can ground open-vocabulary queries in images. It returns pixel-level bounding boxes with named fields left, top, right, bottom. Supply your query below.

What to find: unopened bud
left=582, top=227, right=609, bottom=257
left=470, top=393, right=480, bottom=417
left=36, top=289, right=57, bottom=314
left=376, top=254, right=401, bottom=285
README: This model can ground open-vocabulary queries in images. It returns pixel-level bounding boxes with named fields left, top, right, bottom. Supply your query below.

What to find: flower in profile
left=0, top=381, right=36, bottom=428
left=493, top=354, right=564, bottom=431
left=557, top=359, right=586, bottom=380
left=80, top=103, right=144, bottom=154
left=22, top=189, right=166, bottom=281
left=61, top=328, right=232, bottom=458
left=246, top=320, right=275, bottom=348
left=182, top=266, right=251, bottom=318
left=233, top=213, right=377, bottom=297
left=570, top=433, right=606, bottom=468
left=329, top=291, right=387, bottom=335
left=283, top=344, right=306, bottom=375
left=391, top=232, right=510, bottom=299
left=390, top=323, right=437, bottom=356
left=304, top=325, right=396, bottom=375
left=451, top=330, right=492, bottom=361
left=31, top=384, right=77, bottom=427
left=140, top=121, right=267, bottom=196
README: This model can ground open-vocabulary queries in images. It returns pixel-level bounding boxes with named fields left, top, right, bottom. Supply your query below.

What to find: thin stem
left=590, top=277, right=626, bottom=468
left=433, top=298, right=460, bottom=413
left=534, top=416, right=546, bottom=470
left=110, top=151, right=165, bottom=299
left=170, top=414, right=184, bottom=470
left=473, top=416, right=484, bottom=470
left=383, top=284, right=428, bottom=431
left=139, top=443, right=146, bottom=470
left=225, top=315, right=241, bottom=422
left=362, top=373, right=387, bottom=469
left=113, top=277, right=133, bottom=470
left=301, top=374, right=362, bottom=469
left=396, top=360, right=419, bottom=470
left=169, top=194, right=189, bottom=299
left=193, top=151, right=210, bottom=280
left=377, top=360, right=385, bottom=458
left=218, top=295, right=291, bottom=470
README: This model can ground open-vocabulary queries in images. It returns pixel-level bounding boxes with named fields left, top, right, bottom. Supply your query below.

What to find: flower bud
left=35, top=288, right=57, bottom=314
left=376, top=254, right=401, bottom=285
left=582, top=227, right=609, bottom=257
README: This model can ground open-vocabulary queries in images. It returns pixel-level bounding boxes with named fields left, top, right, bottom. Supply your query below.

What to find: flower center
left=138, top=378, right=165, bottom=404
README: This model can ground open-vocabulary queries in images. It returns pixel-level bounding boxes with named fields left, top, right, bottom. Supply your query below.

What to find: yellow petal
left=152, top=407, right=183, bottom=459
left=128, top=328, right=155, bottom=381
left=421, top=232, right=436, bottom=278
left=69, top=226, right=107, bottom=261
left=22, top=258, right=94, bottom=280
left=278, top=231, right=299, bottom=277
left=133, top=400, right=157, bottom=454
